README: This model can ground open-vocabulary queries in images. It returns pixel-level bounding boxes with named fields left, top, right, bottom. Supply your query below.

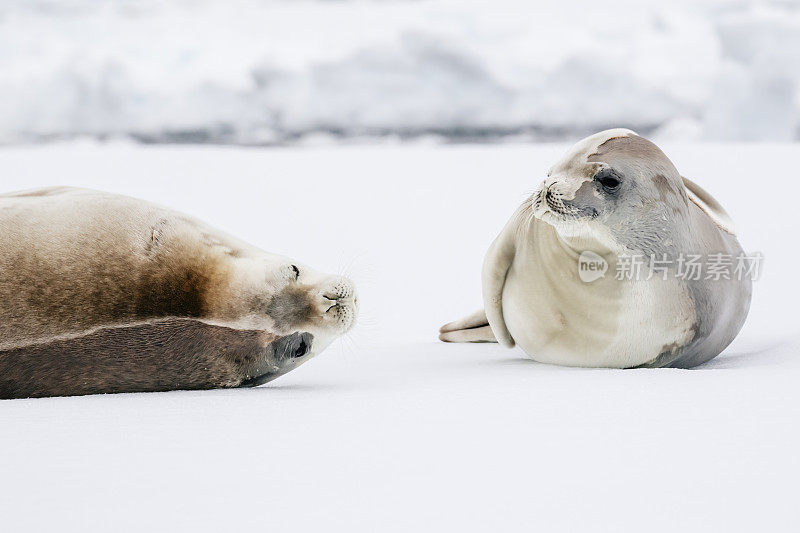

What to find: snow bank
left=1, top=0, right=800, bottom=143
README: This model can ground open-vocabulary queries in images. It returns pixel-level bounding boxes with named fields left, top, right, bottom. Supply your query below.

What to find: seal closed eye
left=440, top=129, right=752, bottom=369
left=0, top=187, right=359, bottom=399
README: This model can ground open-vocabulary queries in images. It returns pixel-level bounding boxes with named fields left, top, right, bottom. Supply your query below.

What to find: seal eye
left=274, top=332, right=314, bottom=361
left=293, top=338, right=309, bottom=358
left=600, top=177, right=619, bottom=189
left=290, top=264, right=300, bottom=280
left=595, top=169, right=622, bottom=191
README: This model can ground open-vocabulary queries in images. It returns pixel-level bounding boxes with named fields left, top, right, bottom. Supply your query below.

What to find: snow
left=0, top=140, right=798, bottom=531
left=2, top=0, right=800, bottom=143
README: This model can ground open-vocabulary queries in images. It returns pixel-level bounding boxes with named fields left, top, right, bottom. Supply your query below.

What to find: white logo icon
left=578, top=251, right=608, bottom=283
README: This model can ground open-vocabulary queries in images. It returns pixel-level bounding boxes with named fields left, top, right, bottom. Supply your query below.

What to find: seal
left=440, top=129, right=752, bottom=368
left=0, top=187, right=358, bottom=398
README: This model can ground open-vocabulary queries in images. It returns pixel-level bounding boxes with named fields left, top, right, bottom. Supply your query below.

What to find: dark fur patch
left=0, top=216, right=233, bottom=346
left=651, top=173, right=675, bottom=198
left=135, top=258, right=213, bottom=319
left=651, top=173, right=684, bottom=216
left=261, top=285, right=316, bottom=331
left=0, top=319, right=281, bottom=399
left=588, top=135, right=669, bottom=163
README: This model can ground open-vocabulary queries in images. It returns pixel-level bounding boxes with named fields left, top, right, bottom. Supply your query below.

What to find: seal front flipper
left=439, top=309, right=497, bottom=343
left=438, top=208, right=521, bottom=348
left=478, top=209, right=521, bottom=348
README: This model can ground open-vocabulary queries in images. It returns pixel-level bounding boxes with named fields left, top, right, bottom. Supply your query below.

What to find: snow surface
left=2, top=0, right=800, bottom=143
left=0, top=141, right=798, bottom=531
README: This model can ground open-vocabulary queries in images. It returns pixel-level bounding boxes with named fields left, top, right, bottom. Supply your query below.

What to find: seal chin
left=530, top=203, right=612, bottom=247
left=239, top=371, right=283, bottom=388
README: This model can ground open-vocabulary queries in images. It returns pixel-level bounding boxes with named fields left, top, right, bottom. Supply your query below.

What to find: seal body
left=0, top=187, right=358, bottom=398
left=441, top=129, right=752, bottom=368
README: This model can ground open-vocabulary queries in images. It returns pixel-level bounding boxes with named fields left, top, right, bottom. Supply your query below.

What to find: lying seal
left=440, top=129, right=752, bottom=368
left=0, top=187, right=358, bottom=398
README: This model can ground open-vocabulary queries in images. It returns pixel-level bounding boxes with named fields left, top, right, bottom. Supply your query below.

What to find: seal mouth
left=318, top=279, right=358, bottom=334
left=239, top=371, right=283, bottom=388
left=531, top=186, right=594, bottom=223
left=322, top=295, right=358, bottom=334
left=544, top=190, right=576, bottom=216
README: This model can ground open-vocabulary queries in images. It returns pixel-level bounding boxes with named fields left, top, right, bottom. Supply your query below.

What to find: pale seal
left=440, top=129, right=752, bottom=368
left=0, top=187, right=358, bottom=398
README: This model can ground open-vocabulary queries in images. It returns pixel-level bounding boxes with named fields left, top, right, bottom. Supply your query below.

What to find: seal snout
left=319, top=276, right=359, bottom=333
left=541, top=185, right=578, bottom=218
left=321, top=276, right=357, bottom=305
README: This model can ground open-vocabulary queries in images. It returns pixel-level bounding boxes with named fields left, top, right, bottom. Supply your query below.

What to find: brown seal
left=0, top=187, right=358, bottom=398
